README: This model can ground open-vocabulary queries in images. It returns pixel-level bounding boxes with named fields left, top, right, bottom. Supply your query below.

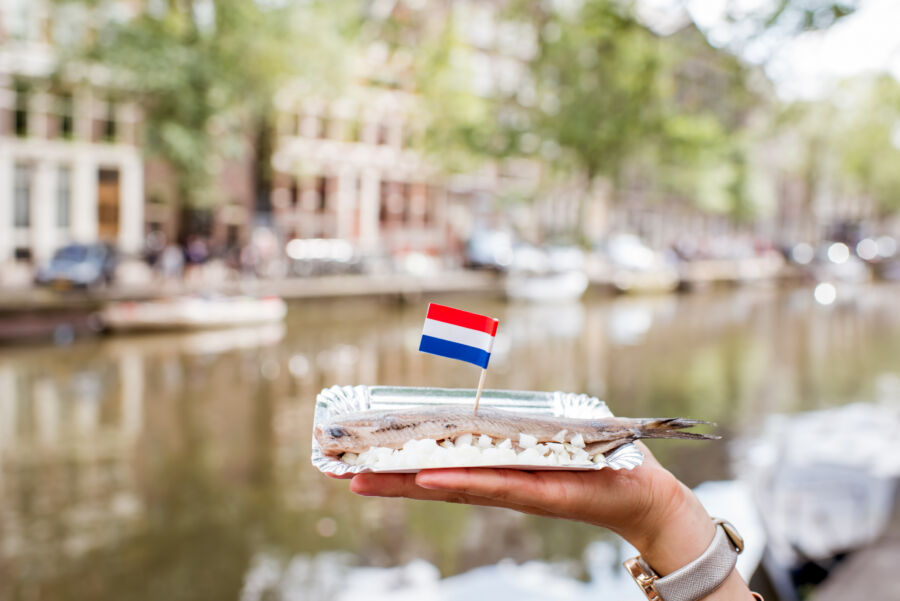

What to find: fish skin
left=314, top=406, right=718, bottom=457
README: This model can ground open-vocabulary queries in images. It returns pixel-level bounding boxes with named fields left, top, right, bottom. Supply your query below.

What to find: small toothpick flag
left=419, top=303, right=499, bottom=414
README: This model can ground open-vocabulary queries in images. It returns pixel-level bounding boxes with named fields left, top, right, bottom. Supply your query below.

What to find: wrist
left=625, top=478, right=716, bottom=576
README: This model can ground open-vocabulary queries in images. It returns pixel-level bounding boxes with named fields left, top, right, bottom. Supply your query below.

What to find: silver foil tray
left=311, top=385, right=644, bottom=475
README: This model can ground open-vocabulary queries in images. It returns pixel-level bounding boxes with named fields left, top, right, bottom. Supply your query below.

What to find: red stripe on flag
left=426, top=303, right=498, bottom=336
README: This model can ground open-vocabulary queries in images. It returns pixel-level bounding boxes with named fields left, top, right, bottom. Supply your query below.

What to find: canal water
left=1, top=284, right=899, bottom=599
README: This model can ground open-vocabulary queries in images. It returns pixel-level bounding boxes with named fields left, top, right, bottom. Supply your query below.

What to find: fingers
left=415, top=466, right=661, bottom=523
left=349, top=472, right=556, bottom=517
left=350, top=473, right=418, bottom=496
left=351, top=472, right=498, bottom=505
left=414, top=468, right=566, bottom=513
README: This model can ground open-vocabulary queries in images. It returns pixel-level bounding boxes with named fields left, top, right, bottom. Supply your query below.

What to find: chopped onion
left=350, top=435, right=608, bottom=470
left=552, top=429, right=568, bottom=443
left=519, top=433, right=538, bottom=449
left=455, top=433, right=473, bottom=447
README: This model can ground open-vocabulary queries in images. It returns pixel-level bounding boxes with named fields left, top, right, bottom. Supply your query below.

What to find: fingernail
left=349, top=482, right=372, bottom=496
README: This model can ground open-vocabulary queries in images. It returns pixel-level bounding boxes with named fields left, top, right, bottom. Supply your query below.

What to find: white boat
left=590, top=234, right=679, bottom=293
left=101, top=295, right=287, bottom=331
left=732, top=398, right=900, bottom=600
left=504, top=270, right=589, bottom=302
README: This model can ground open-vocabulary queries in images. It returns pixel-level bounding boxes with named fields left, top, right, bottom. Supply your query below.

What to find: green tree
left=834, top=75, right=900, bottom=214
left=405, top=0, right=761, bottom=230
left=531, top=0, right=665, bottom=181
left=56, top=0, right=353, bottom=236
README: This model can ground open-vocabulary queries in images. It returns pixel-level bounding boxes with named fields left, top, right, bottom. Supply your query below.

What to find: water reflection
left=1, top=285, right=899, bottom=599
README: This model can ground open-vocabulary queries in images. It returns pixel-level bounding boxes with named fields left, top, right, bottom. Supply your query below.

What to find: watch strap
left=650, top=524, right=739, bottom=601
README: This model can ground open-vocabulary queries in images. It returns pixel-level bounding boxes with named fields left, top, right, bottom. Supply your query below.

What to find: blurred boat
left=590, top=234, right=679, bottom=293
left=101, top=295, right=287, bottom=332
left=679, top=253, right=784, bottom=287
left=504, top=270, right=588, bottom=302
left=734, top=398, right=900, bottom=600
left=500, top=242, right=589, bottom=302
left=99, top=322, right=286, bottom=354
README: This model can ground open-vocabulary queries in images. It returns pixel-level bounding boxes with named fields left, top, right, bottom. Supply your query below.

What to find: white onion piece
left=519, top=433, right=538, bottom=449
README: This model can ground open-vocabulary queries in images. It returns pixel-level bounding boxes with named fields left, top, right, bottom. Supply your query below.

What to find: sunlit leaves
left=57, top=0, right=353, bottom=211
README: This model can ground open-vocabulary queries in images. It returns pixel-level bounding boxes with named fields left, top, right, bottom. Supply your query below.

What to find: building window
left=14, top=164, right=32, bottom=227
left=57, top=166, right=72, bottom=228
left=59, top=93, right=74, bottom=139
left=97, top=168, right=120, bottom=240
left=289, top=178, right=299, bottom=207
left=226, top=224, right=240, bottom=247
left=348, top=120, right=362, bottom=142
left=316, top=176, right=328, bottom=211
left=9, top=0, right=32, bottom=41
left=103, top=101, right=117, bottom=141
left=377, top=123, right=390, bottom=145
left=14, top=84, right=29, bottom=137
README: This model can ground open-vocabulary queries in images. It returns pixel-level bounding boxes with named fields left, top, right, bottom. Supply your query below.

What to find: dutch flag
left=419, top=303, right=499, bottom=369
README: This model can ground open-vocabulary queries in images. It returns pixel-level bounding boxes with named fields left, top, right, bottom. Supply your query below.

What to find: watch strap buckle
left=624, top=556, right=663, bottom=600
left=713, top=518, right=745, bottom=554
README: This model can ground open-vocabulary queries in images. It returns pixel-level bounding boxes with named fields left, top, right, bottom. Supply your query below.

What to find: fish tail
left=636, top=418, right=720, bottom=441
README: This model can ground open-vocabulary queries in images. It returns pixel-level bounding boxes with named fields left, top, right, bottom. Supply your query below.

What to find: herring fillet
left=314, top=406, right=718, bottom=457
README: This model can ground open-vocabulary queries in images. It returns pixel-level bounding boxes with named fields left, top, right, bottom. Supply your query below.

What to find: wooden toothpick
left=473, top=368, right=487, bottom=415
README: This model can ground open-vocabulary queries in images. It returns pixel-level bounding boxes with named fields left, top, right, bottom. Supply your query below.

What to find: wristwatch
left=624, top=518, right=748, bottom=601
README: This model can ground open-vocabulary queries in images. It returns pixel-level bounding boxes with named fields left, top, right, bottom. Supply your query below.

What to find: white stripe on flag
left=422, top=318, right=495, bottom=352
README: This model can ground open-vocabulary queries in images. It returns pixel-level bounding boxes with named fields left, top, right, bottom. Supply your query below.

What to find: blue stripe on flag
left=419, top=335, right=491, bottom=369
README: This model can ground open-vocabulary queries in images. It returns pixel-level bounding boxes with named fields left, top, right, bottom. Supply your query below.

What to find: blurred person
left=240, top=243, right=260, bottom=279
left=159, top=242, right=184, bottom=283
left=185, top=236, right=210, bottom=265
left=184, top=236, right=210, bottom=284
left=144, top=230, right=167, bottom=268
left=342, top=443, right=758, bottom=601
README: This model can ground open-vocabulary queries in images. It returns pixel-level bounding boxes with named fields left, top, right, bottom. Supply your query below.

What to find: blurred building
left=270, top=85, right=451, bottom=257
left=0, top=0, right=144, bottom=264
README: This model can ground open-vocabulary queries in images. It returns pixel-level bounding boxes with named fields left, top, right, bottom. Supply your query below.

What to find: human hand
left=346, top=443, right=717, bottom=577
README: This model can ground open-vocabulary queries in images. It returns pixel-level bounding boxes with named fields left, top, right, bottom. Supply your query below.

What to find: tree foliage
left=531, top=0, right=667, bottom=180
left=834, top=75, right=900, bottom=213
left=408, top=0, right=861, bottom=222
left=411, top=0, right=759, bottom=220
left=56, top=0, right=352, bottom=214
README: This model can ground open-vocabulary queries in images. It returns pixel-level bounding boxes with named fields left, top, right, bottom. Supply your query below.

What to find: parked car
left=465, top=229, right=514, bottom=270
left=35, top=243, right=117, bottom=290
